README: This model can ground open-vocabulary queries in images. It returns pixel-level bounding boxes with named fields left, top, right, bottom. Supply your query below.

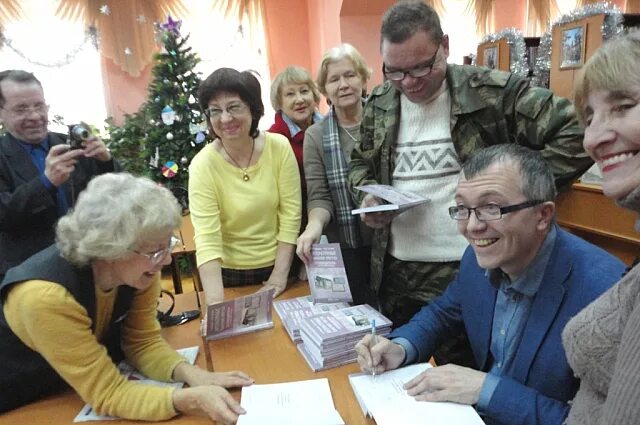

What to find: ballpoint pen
left=371, top=319, right=377, bottom=378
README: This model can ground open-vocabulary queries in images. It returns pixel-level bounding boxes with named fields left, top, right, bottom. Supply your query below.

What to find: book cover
left=299, top=304, right=392, bottom=346
left=273, top=295, right=350, bottom=344
left=202, top=289, right=275, bottom=340
left=351, top=184, right=429, bottom=215
left=306, top=243, right=353, bottom=303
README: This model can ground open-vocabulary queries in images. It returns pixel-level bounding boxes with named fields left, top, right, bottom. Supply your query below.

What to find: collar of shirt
left=282, top=110, right=323, bottom=138
left=487, top=224, right=557, bottom=298
left=15, top=135, right=50, bottom=153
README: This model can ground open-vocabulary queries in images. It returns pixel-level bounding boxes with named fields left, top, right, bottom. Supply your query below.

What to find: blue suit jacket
left=390, top=228, right=625, bottom=425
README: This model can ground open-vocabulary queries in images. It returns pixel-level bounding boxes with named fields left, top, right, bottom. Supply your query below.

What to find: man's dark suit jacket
left=0, top=132, right=118, bottom=275
left=390, top=228, right=625, bottom=425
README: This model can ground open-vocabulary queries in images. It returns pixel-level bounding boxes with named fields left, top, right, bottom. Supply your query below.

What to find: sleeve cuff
left=391, top=337, right=417, bottom=366
left=477, top=373, right=500, bottom=411
left=39, top=174, right=54, bottom=191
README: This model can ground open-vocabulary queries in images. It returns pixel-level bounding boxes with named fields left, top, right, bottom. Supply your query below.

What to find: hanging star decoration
left=161, top=16, right=182, bottom=37
left=136, top=15, right=146, bottom=23
left=124, top=47, right=132, bottom=55
left=99, top=5, right=110, bottom=15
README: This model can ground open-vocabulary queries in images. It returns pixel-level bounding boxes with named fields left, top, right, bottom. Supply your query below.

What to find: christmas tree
left=106, top=16, right=207, bottom=205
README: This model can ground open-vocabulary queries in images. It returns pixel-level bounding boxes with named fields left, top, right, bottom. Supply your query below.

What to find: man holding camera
left=0, top=69, right=118, bottom=277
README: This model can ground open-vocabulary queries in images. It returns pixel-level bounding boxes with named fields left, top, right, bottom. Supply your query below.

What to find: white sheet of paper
left=349, top=363, right=485, bottom=425
left=236, top=378, right=344, bottom=425
left=73, top=346, right=199, bottom=422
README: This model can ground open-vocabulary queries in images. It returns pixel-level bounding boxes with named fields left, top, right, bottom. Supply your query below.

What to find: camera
left=67, top=123, right=92, bottom=149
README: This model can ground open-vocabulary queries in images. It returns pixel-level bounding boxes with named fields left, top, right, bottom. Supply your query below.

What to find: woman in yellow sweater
left=0, top=173, right=253, bottom=424
left=189, top=68, right=302, bottom=306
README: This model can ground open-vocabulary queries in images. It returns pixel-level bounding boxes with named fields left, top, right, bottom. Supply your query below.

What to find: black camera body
left=67, top=123, right=92, bottom=149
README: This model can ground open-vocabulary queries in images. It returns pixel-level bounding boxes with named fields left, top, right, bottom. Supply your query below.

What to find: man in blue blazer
left=355, top=144, right=625, bottom=425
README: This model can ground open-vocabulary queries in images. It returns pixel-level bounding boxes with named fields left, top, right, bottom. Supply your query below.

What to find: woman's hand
left=296, top=223, right=322, bottom=264
left=260, top=275, right=288, bottom=298
left=174, top=363, right=254, bottom=388
left=173, top=386, right=245, bottom=425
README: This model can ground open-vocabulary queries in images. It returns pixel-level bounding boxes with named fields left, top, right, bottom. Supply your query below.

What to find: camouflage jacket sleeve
left=448, top=64, right=592, bottom=191
left=348, top=82, right=400, bottom=206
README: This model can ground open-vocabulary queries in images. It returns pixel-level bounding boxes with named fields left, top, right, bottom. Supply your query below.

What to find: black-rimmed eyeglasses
left=448, top=200, right=544, bottom=222
left=383, top=45, right=440, bottom=81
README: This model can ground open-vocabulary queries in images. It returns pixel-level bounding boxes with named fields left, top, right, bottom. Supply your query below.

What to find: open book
left=202, top=289, right=275, bottom=340
left=351, top=184, right=429, bottom=215
left=349, top=363, right=485, bottom=425
left=306, top=243, right=353, bottom=303
left=236, top=378, right=345, bottom=425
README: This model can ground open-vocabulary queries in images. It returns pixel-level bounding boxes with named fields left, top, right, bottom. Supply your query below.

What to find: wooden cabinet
left=556, top=184, right=639, bottom=264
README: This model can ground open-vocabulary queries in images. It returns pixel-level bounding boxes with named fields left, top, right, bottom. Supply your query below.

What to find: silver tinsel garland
left=531, top=2, right=623, bottom=88
left=479, top=27, right=529, bottom=77
left=0, top=25, right=99, bottom=68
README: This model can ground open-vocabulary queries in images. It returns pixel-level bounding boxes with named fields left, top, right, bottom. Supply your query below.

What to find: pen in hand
left=370, top=319, right=377, bottom=378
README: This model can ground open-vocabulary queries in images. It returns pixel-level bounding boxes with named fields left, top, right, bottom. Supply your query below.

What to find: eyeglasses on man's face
left=383, top=45, right=440, bottom=81
left=205, top=102, right=248, bottom=120
left=133, top=236, right=180, bottom=266
left=448, top=200, right=544, bottom=222
left=2, top=102, right=49, bottom=118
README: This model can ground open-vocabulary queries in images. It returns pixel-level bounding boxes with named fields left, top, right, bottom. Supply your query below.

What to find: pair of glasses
left=4, top=103, right=49, bottom=118
left=383, top=45, right=440, bottom=81
left=204, top=102, right=248, bottom=120
left=134, top=236, right=180, bottom=265
left=448, top=200, right=544, bottom=222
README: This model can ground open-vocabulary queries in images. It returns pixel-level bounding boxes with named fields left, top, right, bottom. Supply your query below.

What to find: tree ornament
left=188, top=94, right=196, bottom=104
left=195, top=132, right=206, bottom=144
left=161, top=16, right=183, bottom=37
left=149, top=147, right=160, bottom=168
left=166, top=132, right=174, bottom=140
left=162, top=161, right=179, bottom=178
left=149, top=119, right=156, bottom=125
left=161, top=105, right=176, bottom=125
left=181, top=156, right=189, bottom=165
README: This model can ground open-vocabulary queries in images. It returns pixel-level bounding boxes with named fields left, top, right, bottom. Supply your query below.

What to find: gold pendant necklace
left=220, top=138, right=255, bottom=182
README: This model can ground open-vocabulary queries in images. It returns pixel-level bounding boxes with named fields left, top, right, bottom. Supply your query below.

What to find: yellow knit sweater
left=3, top=274, right=185, bottom=420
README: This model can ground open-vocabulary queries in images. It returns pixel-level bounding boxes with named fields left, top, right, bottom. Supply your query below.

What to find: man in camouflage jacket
left=348, top=2, right=591, bottom=364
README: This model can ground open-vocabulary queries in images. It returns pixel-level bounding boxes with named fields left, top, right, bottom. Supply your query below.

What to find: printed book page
left=351, top=184, right=429, bottom=215
left=203, top=288, right=275, bottom=340
left=306, top=243, right=353, bottom=303
left=73, top=346, right=199, bottom=422
left=349, top=363, right=485, bottom=425
left=236, top=378, right=345, bottom=425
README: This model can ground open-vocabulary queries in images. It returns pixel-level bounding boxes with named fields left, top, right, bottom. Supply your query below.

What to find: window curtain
left=0, top=0, right=24, bottom=26
left=468, top=0, right=495, bottom=37
left=527, top=0, right=560, bottom=35
left=55, top=0, right=188, bottom=77
left=626, top=0, right=640, bottom=12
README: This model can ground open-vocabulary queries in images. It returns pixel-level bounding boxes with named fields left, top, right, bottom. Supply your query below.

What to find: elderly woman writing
left=0, top=173, right=253, bottom=424
left=189, top=68, right=301, bottom=305
left=296, top=43, right=374, bottom=304
left=562, top=30, right=640, bottom=425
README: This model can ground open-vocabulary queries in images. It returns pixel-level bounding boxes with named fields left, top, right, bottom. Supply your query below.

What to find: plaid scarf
left=322, top=106, right=361, bottom=248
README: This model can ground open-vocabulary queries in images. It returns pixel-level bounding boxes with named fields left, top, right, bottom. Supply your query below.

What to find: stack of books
left=297, top=304, right=392, bottom=371
left=273, top=295, right=351, bottom=344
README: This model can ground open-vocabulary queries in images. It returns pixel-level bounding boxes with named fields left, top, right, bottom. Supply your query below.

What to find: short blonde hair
left=270, top=66, right=320, bottom=110
left=56, top=173, right=182, bottom=266
left=316, top=43, right=372, bottom=96
left=574, top=29, right=640, bottom=124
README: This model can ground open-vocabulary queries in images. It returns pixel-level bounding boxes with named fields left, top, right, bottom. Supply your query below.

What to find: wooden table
left=0, top=281, right=374, bottom=425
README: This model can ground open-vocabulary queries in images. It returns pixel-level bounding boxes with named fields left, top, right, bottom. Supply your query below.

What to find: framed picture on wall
left=560, top=23, right=587, bottom=69
left=483, top=45, right=499, bottom=70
